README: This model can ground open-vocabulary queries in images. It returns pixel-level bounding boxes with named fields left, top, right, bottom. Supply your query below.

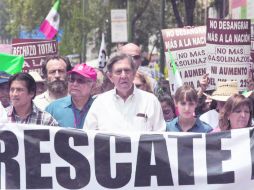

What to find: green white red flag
left=39, top=0, right=60, bottom=39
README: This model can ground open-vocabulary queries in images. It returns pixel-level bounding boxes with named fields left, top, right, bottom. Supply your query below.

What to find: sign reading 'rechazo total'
left=12, top=38, right=58, bottom=74
left=1, top=124, right=254, bottom=189
left=161, top=26, right=207, bottom=93
left=206, top=18, right=251, bottom=90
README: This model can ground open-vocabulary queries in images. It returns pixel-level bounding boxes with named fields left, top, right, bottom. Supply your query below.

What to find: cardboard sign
left=12, top=39, right=58, bottom=74
left=206, top=19, right=251, bottom=90
left=162, top=26, right=207, bottom=93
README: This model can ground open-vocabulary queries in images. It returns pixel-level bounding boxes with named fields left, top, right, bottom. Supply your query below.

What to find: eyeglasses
left=68, top=76, right=93, bottom=84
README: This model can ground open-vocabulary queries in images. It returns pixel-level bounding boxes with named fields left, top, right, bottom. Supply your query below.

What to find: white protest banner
left=206, top=18, right=251, bottom=90
left=1, top=123, right=254, bottom=189
left=161, top=26, right=207, bottom=93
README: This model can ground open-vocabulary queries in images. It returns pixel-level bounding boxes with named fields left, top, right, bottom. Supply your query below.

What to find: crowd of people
left=0, top=42, right=253, bottom=134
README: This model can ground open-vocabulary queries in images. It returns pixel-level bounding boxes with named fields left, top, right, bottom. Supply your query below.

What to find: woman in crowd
left=159, top=95, right=176, bottom=122
left=133, top=71, right=152, bottom=93
left=213, top=93, right=253, bottom=132
left=166, top=84, right=212, bottom=133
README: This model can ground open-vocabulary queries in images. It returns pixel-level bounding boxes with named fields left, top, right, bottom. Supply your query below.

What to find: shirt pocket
left=134, top=113, right=152, bottom=131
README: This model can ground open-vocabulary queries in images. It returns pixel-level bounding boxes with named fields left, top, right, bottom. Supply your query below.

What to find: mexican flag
left=39, top=0, right=60, bottom=39
left=0, top=53, right=24, bottom=74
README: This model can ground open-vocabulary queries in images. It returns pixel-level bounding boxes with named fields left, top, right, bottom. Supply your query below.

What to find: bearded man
left=33, top=55, right=72, bottom=111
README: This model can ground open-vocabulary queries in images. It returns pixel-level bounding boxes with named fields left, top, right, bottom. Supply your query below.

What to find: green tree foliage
left=1, top=0, right=208, bottom=57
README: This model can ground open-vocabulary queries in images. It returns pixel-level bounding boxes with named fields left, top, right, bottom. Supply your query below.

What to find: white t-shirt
left=33, top=91, right=55, bottom=111
left=84, top=87, right=166, bottom=132
left=0, top=102, right=7, bottom=123
left=199, top=109, right=219, bottom=129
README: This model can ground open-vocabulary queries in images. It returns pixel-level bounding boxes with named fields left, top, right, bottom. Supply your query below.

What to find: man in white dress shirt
left=84, top=52, right=165, bottom=132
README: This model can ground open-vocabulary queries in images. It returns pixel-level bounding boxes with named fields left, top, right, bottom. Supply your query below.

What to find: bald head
left=120, top=43, right=141, bottom=70
left=120, top=43, right=141, bottom=56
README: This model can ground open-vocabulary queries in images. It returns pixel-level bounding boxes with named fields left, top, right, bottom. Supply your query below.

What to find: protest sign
left=206, top=19, right=251, bottom=90
left=251, top=24, right=254, bottom=61
left=1, top=124, right=254, bottom=189
left=161, top=26, right=207, bottom=93
left=231, top=0, right=254, bottom=63
left=12, top=39, right=58, bottom=74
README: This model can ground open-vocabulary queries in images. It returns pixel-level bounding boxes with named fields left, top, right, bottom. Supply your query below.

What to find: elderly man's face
left=108, top=58, right=135, bottom=96
left=0, top=83, right=10, bottom=107
left=68, top=73, right=95, bottom=98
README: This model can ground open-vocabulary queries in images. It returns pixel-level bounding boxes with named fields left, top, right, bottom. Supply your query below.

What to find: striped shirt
left=6, top=104, right=58, bottom=126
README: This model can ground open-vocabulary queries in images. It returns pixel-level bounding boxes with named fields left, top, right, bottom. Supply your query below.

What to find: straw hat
left=28, top=71, right=45, bottom=83
left=206, top=81, right=239, bottom=102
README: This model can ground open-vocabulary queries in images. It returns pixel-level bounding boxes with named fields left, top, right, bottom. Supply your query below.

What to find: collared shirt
left=33, top=90, right=55, bottom=111
left=6, top=104, right=58, bottom=126
left=84, top=87, right=166, bottom=132
left=166, top=117, right=212, bottom=133
left=45, top=95, right=94, bottom=129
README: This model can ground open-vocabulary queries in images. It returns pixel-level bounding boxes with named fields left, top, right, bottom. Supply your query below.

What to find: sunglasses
left=68, top=76, right=93, bottom=84
left=132, top=55, right=141, bottom=60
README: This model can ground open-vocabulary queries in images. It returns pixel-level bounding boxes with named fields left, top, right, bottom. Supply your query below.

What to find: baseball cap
left=67, top=63, right=97, bottom=81
left=0, top=71, right=11, bottom=84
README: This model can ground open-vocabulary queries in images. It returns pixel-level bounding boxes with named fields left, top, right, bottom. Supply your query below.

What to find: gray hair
left=106, top=52, right=135, bottom=73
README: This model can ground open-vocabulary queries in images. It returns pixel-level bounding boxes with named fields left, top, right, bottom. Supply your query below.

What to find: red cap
left=68, top=64, right=97, bottom=81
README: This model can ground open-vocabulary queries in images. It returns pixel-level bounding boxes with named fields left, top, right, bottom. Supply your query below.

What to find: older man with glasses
left=84, top=52, right=165, bottom=132
left=46, top=63, right=97, bottom=129
left=120, top=43, right=158, bottom=93
left=120, top=43, right=142, bottom=70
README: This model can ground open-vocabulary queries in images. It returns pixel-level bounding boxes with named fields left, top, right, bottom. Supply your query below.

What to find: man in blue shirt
left=46, top=63, right=97, bottom=129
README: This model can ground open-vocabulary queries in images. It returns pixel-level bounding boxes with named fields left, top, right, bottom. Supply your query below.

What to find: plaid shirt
left=6, top=104, right=58, bottom=126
